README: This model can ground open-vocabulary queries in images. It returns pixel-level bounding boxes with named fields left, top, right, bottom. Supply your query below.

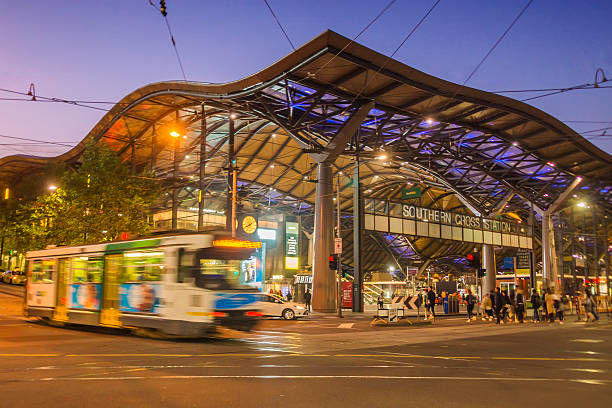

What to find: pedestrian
left=377, top=293, right=384, bottom=310
left=501, top=290, right=511, bottom=322
left=545, top=288, right=555, bottom=323
left=304, top=289, right=312, bottom=312
left=530, top=289, right=541, bottom=322
left=482, top=293, right=493, bottom=321
left=515, top=289, right=525, bottom=323
left=509, top=289, right=516, bottom=322
left=466, top=289, right=476, bottom=322
left=426, top=287, right=436, bottom=320
left=584, top=290, right=599, bottom=322
left=286, top=290, right=292, bottom=302
left=493, top=287, right=504, bottom=324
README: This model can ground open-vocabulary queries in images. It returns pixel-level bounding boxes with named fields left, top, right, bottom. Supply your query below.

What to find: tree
left=18, top=141, right=160, bottom=248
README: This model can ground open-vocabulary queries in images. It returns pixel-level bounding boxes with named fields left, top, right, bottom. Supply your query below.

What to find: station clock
left=241, top=215, right=258, bottom=234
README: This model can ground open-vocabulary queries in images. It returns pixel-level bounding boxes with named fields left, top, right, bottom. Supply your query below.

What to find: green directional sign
left=402, top=186, right=421, bottom=199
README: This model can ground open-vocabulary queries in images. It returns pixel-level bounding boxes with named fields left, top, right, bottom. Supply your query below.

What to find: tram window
left=196, top=259, right=242, bottom=290
left=120, top=251, right=164, bottom=283
left=177, top=248, right=196, bottom=283
left=31, top=260, right=54, bottom=283
left=71, top=257, right=103, bottom=283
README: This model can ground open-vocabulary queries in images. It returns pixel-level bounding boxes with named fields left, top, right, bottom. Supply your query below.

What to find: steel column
left=312, top=161, right=335, bottom=312
left=171, top=112, right=180, bottom=230
left=482, top=243, right=496, bottom=294
left=198, top=104, right=206, bottom=230
left=352, top=137, right=364, bottom=312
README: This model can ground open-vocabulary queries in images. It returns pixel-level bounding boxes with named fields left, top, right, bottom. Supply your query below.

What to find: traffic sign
left=334, top=237, right=342, bottom=254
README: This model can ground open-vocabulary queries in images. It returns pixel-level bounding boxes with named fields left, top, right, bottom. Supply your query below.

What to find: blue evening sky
left=1, top=0, right=611, bottom=158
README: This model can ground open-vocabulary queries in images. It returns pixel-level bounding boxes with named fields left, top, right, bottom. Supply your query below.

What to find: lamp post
left=170, top=126, right=180, bottom=231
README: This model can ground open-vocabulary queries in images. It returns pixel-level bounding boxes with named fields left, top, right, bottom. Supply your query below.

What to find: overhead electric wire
left=148, top=0, right=188, bottom=81
left=263, top=0, right=295, bottom=51
left=0, top=133, right=76, bottom=148
left=463, top=0, right=534, bottom=87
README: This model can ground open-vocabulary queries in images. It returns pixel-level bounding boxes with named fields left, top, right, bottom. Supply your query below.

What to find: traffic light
left=477, top=268, right=486, bottom=278
left=467, top=253, right=481, bottom=269
left=329, top=254, right=339, bottom=270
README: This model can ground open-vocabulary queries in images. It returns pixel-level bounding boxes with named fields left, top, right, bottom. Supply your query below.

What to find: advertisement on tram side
left=119, top=283, right=161, bottom=313
left=69, top=283, right=102, bottom=310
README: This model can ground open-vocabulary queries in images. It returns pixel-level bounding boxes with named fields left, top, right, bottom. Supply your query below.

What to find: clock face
left=242, top=216, right=257, bottom=234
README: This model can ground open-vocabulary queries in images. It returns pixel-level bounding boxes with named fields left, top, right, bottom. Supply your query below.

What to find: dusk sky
left=1, top=0, right=611, bottom=158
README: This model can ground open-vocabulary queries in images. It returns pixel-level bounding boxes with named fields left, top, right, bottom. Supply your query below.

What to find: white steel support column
left=538, top=177, right=582, bottom=290
left=483, top=244, right=496, bottom=294
left=312, top=161, right=335, bottom=312
left=542, top=213, right=555, bottom=288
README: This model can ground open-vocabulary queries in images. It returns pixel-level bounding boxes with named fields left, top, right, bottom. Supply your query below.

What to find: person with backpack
left=466, top=289, right=476, bottom=322
left=530, top=289, right=541, bottom=322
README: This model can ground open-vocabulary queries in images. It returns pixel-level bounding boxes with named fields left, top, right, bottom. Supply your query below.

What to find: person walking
left=377, top=293, right=384, bottom=310
left=501, top=290, right=511, bottom=323
left=286, top=290, right=293, bottom=302
left=515, top=289, right=525, bottom=323
left=530, top=289, right=541, bottom=322
left=426, top=287, right=436, bottom=320
left=584, top=290, right=599, bottom=322
left=545, top=288, right=555, bottom=323
left=493, top=287, right=504, bottom=324
left=304, top=289, right=312, bottom=312
left=482, top=293, right=493, bottom=321
left=466, top=289, right=476, bottom=322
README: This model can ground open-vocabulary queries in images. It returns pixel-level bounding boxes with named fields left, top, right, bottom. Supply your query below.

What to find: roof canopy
left=2, top=30, right=610, bottom=271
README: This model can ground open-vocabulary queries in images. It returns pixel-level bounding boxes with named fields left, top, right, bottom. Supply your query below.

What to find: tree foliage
left=13, top=142, right=160, bottom=249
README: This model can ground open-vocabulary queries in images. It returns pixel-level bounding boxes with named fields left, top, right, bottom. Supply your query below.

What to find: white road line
left=29, top=375, right=611, bottom=383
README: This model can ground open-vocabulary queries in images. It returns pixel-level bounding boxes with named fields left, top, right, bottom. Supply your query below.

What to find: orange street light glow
left=170, top=131, right=180, bottom=138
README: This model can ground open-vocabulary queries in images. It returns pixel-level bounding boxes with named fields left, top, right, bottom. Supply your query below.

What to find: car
left=258, top=293, right=309, bottom=320
left=0, top=270, right=12, bottom=284
left=4, top=270, right=26, bottom=285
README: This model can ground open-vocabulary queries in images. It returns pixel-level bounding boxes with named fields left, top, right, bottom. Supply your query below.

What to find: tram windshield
left=190, top=247, right=257, bottom=290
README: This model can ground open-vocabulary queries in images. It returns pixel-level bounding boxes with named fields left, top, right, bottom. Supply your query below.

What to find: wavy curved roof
left=1, top=30, right=610, bottom=271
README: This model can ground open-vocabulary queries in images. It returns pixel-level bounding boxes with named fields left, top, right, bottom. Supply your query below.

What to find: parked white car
left=258, top=294, right=309, bottom=320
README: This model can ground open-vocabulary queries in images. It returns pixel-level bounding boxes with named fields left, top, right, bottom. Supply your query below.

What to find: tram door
left=100, top=254, right=121, bottom=326
left=53, top=258, right=69, bottom=322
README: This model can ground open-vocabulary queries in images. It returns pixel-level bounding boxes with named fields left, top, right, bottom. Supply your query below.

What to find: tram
left=24, top=233, right=263, bottom=336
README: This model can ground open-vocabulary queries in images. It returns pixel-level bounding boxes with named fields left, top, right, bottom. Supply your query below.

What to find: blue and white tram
left=25, top=233, right=263, bottom=336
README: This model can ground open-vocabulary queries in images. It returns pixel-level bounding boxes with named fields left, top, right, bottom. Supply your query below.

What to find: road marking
left=570, top=339, right=604, bottom=343
left=0, top=353, right=59, bottom=357
left=338, top=323, right=354, bottom=329
left=491, top=357, right=603, bottom=361
left=564, top=368, right=606, bottom=373
left=27, top=375, right=611, bottom=383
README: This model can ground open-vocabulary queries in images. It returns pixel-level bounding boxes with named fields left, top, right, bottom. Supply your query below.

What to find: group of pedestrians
left=479, top=287, right=600, bottom=324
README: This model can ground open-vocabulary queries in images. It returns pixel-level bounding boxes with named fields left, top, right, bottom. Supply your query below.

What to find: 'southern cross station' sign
left=364, top=199, right=533, bottom=249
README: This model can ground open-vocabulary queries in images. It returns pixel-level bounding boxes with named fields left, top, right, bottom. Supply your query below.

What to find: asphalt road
left=0, top=291, right=610, bottom=408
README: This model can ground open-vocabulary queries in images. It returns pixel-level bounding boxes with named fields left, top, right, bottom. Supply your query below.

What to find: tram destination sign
left=364, top=199, right=533, bottom=249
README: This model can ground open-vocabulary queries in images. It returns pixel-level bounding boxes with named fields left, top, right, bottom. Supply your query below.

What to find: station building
left=1, top=31, right=610, bottom=311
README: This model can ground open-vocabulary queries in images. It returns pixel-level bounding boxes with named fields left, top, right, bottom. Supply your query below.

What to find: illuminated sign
left=294, top=274, right=312, bottom=284
left=212, top=239, right=262, bottom=249
left=257, top=228, right=277, bottom=240
left=285, top=221, right=299, bottom=270
left=285, top=257, right=298, bottom=269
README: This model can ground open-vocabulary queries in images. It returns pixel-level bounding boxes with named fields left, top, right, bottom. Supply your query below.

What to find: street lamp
left=48, top=185, right=57, bottom=191
left=169, top=131, right=180, bottom=138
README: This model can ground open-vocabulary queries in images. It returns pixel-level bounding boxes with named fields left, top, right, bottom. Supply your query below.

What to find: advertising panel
left=119, top=283, right=161, bottom=313
left=69, top=283, right=102, bottom=310
left=342, top=281, right=353, bottom=308
left=285, top=221, right=299, bottom=270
